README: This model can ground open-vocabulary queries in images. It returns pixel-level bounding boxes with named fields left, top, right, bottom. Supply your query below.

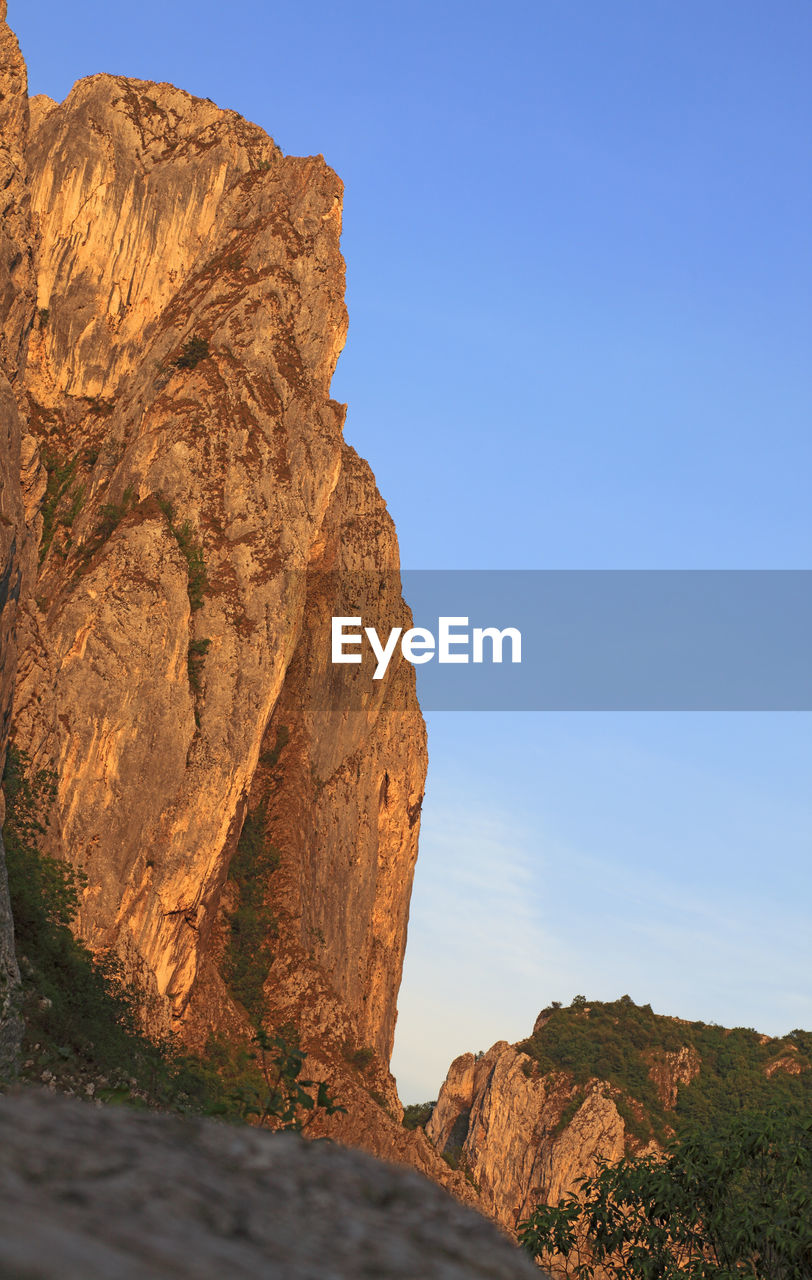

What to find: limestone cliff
left=12, top=68, right=422, bottom=1057
left=427, top=1042, right=626, bottom=1231
left=0, top=1, right=36, bottom=1075
left=425, top=998, right=811, bottom=1233
left=0, top=21, right=485, bottom=1205
left=0, top=25, right=426, bottom=1154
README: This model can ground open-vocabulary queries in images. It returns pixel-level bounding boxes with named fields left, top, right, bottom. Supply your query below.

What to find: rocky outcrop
left=426, top=1002, right=812, bottom=1236
left=11, top=71, right=425, bottom=1074
left=0, top=1089, right=539, bottom=1280
left=646, top=1045, right=700, bottom=1109
left=0, top=0, right=36, bottom=1076
left=427, top=1043, right=625, bottom=1231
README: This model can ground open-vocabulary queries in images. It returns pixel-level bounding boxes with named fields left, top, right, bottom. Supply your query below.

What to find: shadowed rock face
left=0, top=1090, right=540, bottom=1280
left=0, top=1, right=36, bottom=1076
left=12, top=68, right=426, bottom=1072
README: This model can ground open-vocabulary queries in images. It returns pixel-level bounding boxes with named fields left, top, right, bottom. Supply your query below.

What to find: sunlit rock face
left=12, top=67, right=426, bottom=1072
left=425, top=1020, right=763, bottom=1233
left=0, top=32, right=494, bottom=1205
left=427, top=1042, right=627, bottom=1230
left=0, top=0, right=36, bottom=1075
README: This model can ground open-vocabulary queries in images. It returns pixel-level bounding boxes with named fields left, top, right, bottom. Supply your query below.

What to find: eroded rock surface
left=0, top=0, right=36, bottom=1075
left=427, top=1043, right=625, bottom=1231
left=0, top=1090, right=537, bottom=1280
left=0, top=23, right=485, bottom=1205
left=13, top=71, right=424, bottom=1072
left=646, top=1044, right=700, bottom=1109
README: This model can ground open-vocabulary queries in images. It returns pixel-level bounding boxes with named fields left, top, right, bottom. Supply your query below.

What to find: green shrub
left=187, top=637, right=211, bottom=693
left=222, top=802, right=280, bottom=1021
left=402, top=1100, right=435, bottom=1130
left=551, top=1091, right=584, bottom=1137
left=58, top=483, right=85, bottom=531
left=230, top=1025, right=346, bottom=1131
left=39, top=450, right=79, bottom=562
left=260, top=724, right=290, bottom=769
left=173, top=520, right=207, bottom=609
left=343, top=1044, right=375, bottom=1073
left=156, top=497, right=208, bottom=611
left=78, top=486, right=136, bottom=567
left=172, top=336, right=209, bottom=370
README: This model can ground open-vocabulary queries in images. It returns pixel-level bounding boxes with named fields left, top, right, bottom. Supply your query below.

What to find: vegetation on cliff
left=519, top=1108, right=812, bottom=1280
left=2, top=746, right=200, bottom=1103
left=402, top=1100, right=436, bottom=1130
left=0, top=747, right=341, bottom=1132
left=221, top=799, right=280, bottom=1021
left=512, top=998, right=811, bottom=1276
left=518, top=996, right=811, bottom=1145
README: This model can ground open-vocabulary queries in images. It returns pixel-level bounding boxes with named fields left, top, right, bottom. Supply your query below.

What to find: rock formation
left=11, top=65, right=424, bottom=1062
left=0, top=9, right=482, bottom=1200
left=427, top=1042, right=627, bottom=1231
left=425, top=1001, right=810, bottom=1234
left=0, top=0, right=36, bottom=1076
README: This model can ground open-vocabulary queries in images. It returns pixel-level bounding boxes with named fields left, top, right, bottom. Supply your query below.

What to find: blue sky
left=14, top=1, right=811, bottom=1100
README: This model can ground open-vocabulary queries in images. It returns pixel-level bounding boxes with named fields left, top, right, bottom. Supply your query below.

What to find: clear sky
left=13, top=1, right=811, bottom=1101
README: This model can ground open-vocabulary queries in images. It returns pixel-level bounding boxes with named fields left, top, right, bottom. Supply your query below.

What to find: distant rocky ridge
left=424, top=998, right=811, bottom=1233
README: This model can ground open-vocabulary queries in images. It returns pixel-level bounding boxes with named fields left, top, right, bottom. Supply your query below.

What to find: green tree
left=518, top=1109, right=812, bottom=1280
left=230, top=1025, right=346, bottom=1131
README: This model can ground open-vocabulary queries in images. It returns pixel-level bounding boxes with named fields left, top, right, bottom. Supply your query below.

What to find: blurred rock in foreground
left=0, top=1090, right=537, bottom=1279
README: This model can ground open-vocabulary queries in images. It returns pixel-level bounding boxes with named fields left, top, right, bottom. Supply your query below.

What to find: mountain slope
left=426, top=997, right=811, bottom=1231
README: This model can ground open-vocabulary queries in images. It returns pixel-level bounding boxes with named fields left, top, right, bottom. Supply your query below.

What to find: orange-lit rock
left=0, top=0, right=36, bottom=1074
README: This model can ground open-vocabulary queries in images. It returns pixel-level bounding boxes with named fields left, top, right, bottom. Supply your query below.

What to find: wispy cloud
left=392, top=800, right=569, bottom=1100
left=392, top=789, right=812, bottom=1102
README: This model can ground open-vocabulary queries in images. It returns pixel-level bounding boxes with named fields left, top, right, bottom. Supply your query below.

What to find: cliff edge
left=0, top=0, right=36, bottom=1075
left=11, top=68, right=421, bottom=1061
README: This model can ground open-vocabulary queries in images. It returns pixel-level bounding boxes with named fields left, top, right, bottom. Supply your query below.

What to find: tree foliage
left=402, top=1100, right=436, bottom=1130
left=519, top=997, right=811, bottom=1145
left=227, top=1025, right=346, bottom=1131
left=519, top=1109, right=812, bottom=1280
